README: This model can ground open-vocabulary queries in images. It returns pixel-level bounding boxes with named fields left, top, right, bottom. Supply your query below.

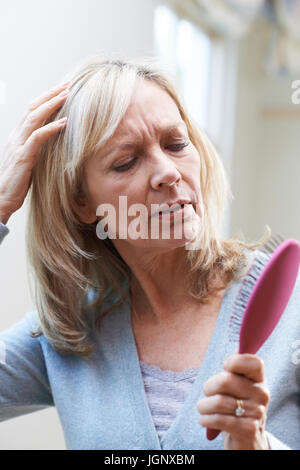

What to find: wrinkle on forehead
left=111, top=123, right=188, bottom=150
left=111, top=79, right=185, bottom=140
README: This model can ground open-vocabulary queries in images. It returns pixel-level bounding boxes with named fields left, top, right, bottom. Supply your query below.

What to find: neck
left=112, top=241, right=193, bottom=324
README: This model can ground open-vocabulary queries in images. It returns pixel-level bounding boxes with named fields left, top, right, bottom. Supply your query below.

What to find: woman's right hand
left=0, top=81, right=70, bottom=224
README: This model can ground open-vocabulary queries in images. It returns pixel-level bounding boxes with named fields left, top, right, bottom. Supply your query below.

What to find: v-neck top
left=139, top=360, right=200, bottom=442
left=0, top=221, right=299, bottom=449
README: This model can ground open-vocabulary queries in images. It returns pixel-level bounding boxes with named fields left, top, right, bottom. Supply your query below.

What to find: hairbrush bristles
left=228, top=234, right=285, bottom=344
left=259, top=233, right=285, bottom=255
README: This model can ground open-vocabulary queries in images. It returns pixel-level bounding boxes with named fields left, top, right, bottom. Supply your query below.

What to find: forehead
left=113, top=78, right=185, bottom=138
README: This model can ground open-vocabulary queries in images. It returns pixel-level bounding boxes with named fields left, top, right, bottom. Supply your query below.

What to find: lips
left=158, top=203, right=186, bottom=215
left=151, top=200, right=192, bottom=217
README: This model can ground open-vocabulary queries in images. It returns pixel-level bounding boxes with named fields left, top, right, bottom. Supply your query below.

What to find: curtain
left=163, top=0, right=264, bottom=37
left=191, top=0, right=265, bottom=38
left=267, top=0, right=300, bottom=76
left=163, top=0, right=300, bottom=76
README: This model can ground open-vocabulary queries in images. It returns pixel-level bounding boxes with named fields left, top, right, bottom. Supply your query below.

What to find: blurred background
left=0, top=0, right=299, bottom=449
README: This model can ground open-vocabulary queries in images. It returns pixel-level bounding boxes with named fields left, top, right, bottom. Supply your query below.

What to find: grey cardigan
left=0, top=221, right=296, bottom=449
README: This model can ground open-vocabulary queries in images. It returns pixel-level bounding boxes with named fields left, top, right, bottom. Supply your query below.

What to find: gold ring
left=235, top=399, right=245, bottom=417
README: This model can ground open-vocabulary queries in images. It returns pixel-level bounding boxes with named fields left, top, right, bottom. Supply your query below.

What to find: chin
left=129, top=219, right=200, bottom=250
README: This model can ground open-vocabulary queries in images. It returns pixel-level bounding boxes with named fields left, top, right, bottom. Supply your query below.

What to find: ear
left=75, top=204, right=98, bottom=224
left=73, top=192, right=98, bottom=224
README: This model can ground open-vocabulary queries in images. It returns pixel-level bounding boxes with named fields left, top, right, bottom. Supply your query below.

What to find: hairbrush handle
left=207, top=428, right=221, bottom=441
left=206, top=239, right=300, bottom=442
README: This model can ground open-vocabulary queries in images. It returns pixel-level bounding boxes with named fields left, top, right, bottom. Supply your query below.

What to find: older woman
left=0, top=55, right=298, bottom=450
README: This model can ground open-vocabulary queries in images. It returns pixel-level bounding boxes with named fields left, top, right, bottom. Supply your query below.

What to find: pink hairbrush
left=206, top=237, right=300, bottom=441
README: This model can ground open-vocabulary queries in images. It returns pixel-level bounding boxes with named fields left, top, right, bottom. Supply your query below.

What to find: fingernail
left=60, top=80, right=71, bottom=88
left=222, top=358, right=229, bottom=368
left=59, top=89, right=70, bottom=97
left=58, top=117, right=68, bottom=126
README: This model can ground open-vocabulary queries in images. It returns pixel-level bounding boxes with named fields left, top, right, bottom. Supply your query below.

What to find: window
left=154, top=4, right=212, bottom=132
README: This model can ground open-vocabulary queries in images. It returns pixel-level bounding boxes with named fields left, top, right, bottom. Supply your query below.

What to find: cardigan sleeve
left=0, top=221, right=9, bottom=244
left=266, top=431, right=291, bottom=450
left=0, top=311, right=54, bottom=421
left=0, top=219, right=53, bottom=420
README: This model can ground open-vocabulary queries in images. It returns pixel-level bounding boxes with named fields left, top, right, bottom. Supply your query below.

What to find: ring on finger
left=235, top=399, right=246, bottom=417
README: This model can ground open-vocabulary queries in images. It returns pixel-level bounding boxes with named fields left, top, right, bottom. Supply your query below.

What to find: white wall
left=2, top=2, right=299, bottom=450
left=0, top=0, right=156, bottom=450
left=230, top=21, right=300, bottom=243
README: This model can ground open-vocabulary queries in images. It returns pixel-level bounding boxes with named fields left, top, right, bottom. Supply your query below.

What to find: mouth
left=152, top=200, right=194, bottom=216
left=157, top=203, right=188, bottom=216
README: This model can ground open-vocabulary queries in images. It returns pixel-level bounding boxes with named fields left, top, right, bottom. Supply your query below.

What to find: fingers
left=198, top=413, right=262, bottom=441
left=25, top=81, right=70, bottom=113
left=22, top=117, right=68, bottom=164
left=0, top=81, right=70, bottom=220
left=14, top=82, right=71, bottom=145
left=223, top=353, right=265, bottom=383
left=203, top=353, right=268, bottom=401
left=196, top=355, right=270, bottom=449
left=197, top=394, right=266, bottom=420
left=202, top=370, right=270, bottom=405
left=18, top=81, right=70, bottom=124
left=197, top=392, right=268, bottom=448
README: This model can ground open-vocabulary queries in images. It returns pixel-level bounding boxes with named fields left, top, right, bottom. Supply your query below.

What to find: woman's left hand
left=197, top=353, right=270, bottom=450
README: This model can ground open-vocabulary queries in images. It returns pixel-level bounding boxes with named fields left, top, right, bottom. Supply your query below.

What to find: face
left=79, top=78, right=203, bottom=253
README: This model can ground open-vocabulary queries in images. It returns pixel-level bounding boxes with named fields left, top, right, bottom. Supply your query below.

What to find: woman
left=0, top=55, right=298, bottom=450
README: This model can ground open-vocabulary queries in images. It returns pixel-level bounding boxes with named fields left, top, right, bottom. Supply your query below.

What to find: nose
left=149, top=150, right=182, bottom=190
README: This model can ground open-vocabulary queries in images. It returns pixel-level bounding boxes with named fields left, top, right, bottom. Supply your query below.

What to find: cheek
left=190, top=148, right=201, bottom=172
left=181, top=147, right=201, bottom=175
left=184, top=153, right=201, bottom=192
left=85, top=168, right=120, bottom=208
left=185, top=154, right=203, bottom=219
left=95, top=178, right=147, bottom=233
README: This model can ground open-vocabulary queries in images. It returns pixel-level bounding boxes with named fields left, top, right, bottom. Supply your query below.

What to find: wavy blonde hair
left=26, top=53, right=271, bottom=357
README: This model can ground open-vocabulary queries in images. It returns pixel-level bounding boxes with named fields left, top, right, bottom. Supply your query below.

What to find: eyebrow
left=102, top=122, right=188, bottom=157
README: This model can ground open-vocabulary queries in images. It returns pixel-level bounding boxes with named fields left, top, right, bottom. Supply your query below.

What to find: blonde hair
left=26, top=53, right=271, bottom=357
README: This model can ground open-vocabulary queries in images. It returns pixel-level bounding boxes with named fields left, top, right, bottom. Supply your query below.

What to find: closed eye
left=112, top=141, right=190, bottom=172
left=112, top=158, right=138, bottom=172
left=168, top=142, right=190, bottom=152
